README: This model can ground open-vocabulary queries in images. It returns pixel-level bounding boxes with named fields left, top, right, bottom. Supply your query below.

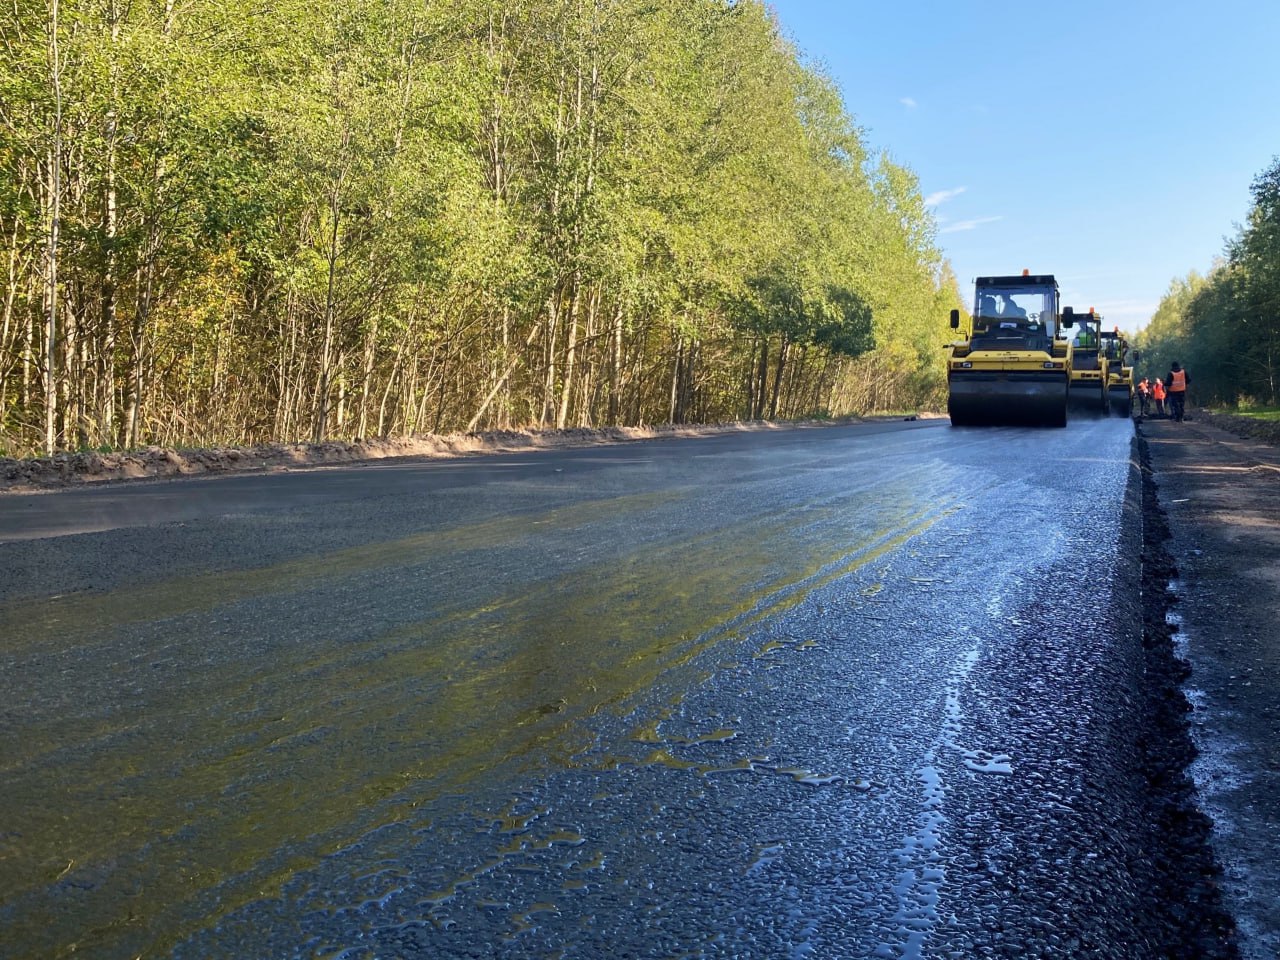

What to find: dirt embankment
left=0, top=429, right=639, bottom=492
left=1, top=418, right=933, bottom=494
left=1189, top=409, right=1280, bottom=446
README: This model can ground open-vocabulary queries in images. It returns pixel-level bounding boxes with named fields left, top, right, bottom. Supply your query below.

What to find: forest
left=1, top=0, right=960, bottom=458
left=1139, top=156, right=1280, bottom=406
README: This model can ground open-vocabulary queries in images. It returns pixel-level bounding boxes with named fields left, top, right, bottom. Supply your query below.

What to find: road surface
left=0, top=419, right=1226, bottom=958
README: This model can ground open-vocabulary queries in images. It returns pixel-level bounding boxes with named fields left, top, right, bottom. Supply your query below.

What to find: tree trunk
left=312, top=187, right=342, bottom=443
left=101, top=0, right=121, bottom=445
left=576, top=285, right=599, bottom=427
left=0, top=208, right=24, bottom=409
left=769, top=336, right=788, bottom=419
left=754, top=339, right=769, bottom=419
left=542, top=291, right=561, bottom=426
left=668, top=335, right=682, bottom=424
left=499, top=305, right=511, bottom=428
left=275, top=288, right=299, bottom=440
left=42, top=0, right=64, bottom=454
left=556, top=274, right=580, bottom=429
left=357, top=315, right=377, bottom=439
left=608, top=301, right=623, bottom=424
left=124, top=207, right=161, bottom=449
left=23, top=292, right=35, bottom=412
left=467, top=318, right=543, bottom=432
left=377, top=332, right=407, bottom=437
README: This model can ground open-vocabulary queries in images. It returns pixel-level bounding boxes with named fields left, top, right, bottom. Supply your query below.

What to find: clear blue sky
left=768, top=0, right=1280, bottom=331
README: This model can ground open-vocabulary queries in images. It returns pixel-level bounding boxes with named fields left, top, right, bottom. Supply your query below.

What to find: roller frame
left=1068, top=378, right=1109, bottom=417
left=948, top=369, right=1068, bottom=428
left=1108, top=386, right=1133, bottom=417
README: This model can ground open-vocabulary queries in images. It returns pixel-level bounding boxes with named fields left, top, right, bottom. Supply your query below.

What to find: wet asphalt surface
left=0, top=418, right=1227, bottom=959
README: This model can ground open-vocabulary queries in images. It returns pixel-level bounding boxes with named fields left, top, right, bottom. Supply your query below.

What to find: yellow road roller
left=1062, top=307, right=1110, bottom=416
left=1100, top=327, right=1134, bottom=416
left=947, top=273, right=1070, bottom=427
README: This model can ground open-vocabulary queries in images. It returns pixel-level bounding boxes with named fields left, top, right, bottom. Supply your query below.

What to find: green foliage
left=0, top=0, right=957, bottom=454
left=1141, top=156, right=1280, bottom=407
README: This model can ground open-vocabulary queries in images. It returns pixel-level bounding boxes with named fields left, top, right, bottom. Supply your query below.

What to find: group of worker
left=1136, top=361, right=1190, bottom=421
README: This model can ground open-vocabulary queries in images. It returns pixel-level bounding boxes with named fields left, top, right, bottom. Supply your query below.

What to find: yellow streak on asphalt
left=0, top=492, right=674, bottom=650
left=1, top=488, right=951, bottom=960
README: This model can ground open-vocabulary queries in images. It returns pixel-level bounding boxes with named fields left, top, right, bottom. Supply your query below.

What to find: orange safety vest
left=1138, top=379, right=1149, bottom=395
left=1153, top=380, right=1166, bottom=400
left=1170, top=370, right=1186, bottom=392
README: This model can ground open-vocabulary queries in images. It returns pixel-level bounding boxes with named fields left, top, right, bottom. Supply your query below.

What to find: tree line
left=1140, top=156, right=1280, bottom=406
left=1, top=0, right=959, bottom=457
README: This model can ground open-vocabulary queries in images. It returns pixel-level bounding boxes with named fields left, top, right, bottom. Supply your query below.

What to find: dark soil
left=1136, top=432, right=1239, bottom=958
left=1140, top=415, right=1280, bottom=960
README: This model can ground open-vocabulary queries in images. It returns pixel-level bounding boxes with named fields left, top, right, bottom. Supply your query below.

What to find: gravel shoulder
left=1140, top=412, right=1280, bottom=960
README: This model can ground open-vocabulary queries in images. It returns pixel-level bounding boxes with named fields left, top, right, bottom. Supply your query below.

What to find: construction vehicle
left=1061, top=307, right=1109, bottom=415
left=1100, top=327, right=1134, bottom=416
left=946, top=272, right=1070, bottom=427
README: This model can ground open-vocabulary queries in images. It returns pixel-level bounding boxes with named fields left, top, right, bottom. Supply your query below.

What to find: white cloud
left=899, top=97, right=918, bottom=109
left=940, top=216, right=1003, bottom=234
left=924, top=186, right=967, bottom=208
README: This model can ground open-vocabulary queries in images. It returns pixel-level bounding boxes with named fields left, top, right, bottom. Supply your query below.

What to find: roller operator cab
left=946, top=274, right=1069, bottom=427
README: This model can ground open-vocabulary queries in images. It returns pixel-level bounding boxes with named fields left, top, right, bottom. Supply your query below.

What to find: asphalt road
left=0, top=418, right=1214, bottom=959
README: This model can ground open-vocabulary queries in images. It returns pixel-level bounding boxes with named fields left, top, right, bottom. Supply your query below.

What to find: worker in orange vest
left=1165, top=361, right=1190, bottom=422
left=1136, top=377, right=1151, bottom=417
left=1153, top=377, right=1167, bottom=417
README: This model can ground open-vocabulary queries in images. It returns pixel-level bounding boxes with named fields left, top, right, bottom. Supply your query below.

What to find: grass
left=1213, top=404, right=1280, bottom=422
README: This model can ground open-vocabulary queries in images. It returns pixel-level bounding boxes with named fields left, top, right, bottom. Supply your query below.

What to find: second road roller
left=947, top=272, right=1070, bottom=427
left=1061, top=307, right=1136, bottom=417
left=1062, top=307, right=1109, bottom=416
left=1100, top=327, right=1135, bottom=416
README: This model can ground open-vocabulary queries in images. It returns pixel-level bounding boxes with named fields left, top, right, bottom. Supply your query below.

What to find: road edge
left=0, top=416, right=944, bottom=495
